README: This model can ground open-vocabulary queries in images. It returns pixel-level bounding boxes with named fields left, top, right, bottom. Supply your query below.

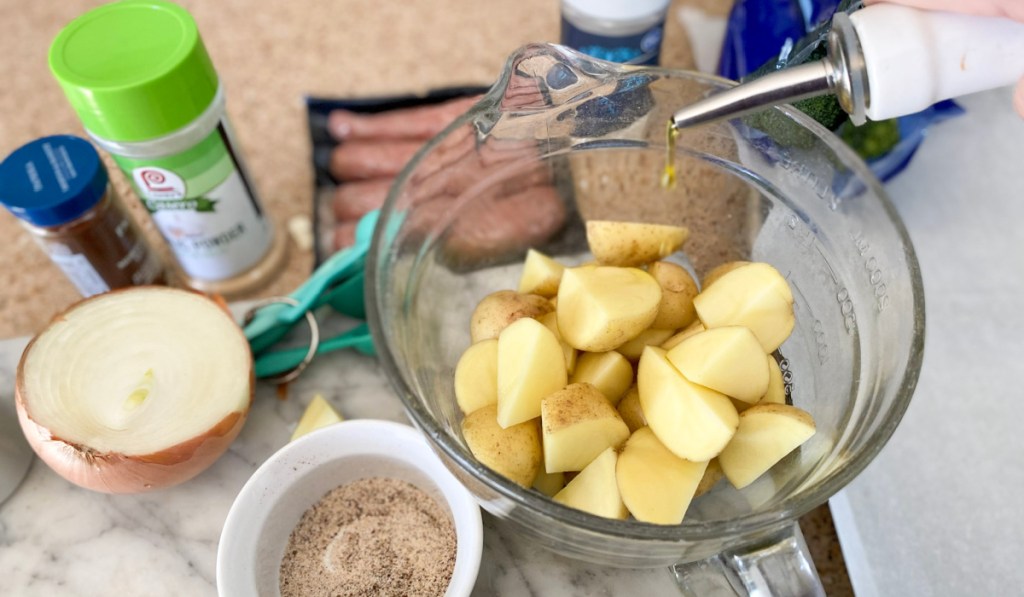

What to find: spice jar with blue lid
left=0, top=135, right=165, bottom=297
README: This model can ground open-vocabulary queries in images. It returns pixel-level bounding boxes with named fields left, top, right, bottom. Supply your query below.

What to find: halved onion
left=15, top=287, right=253, bottom=493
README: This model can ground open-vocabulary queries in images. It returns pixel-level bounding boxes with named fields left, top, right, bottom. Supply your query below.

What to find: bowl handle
left=670, top=522, right=825, bottom=596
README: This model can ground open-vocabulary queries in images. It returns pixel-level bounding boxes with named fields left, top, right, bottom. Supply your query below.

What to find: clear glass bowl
left=366, top=44, right=924, bottom=577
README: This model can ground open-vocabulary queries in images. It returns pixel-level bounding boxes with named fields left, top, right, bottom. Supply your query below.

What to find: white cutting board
left=830, top=88, right=1024, bottom=596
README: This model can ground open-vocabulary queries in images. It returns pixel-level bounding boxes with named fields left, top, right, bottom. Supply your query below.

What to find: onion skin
left=14, top=287, right=255, bottom=494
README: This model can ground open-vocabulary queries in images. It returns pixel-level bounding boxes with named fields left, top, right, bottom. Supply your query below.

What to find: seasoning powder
left=280, top=477, right=457, bottom=597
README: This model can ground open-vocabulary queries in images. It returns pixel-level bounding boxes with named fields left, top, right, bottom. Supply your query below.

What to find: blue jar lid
left=0, top=135, right=108, bottom=227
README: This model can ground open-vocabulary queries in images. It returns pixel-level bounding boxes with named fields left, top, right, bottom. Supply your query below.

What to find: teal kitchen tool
left=243, top=210, right=378, bottom=383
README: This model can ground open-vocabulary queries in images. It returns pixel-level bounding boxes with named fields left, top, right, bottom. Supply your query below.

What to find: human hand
left=866, top=0, right=1024, bottom=116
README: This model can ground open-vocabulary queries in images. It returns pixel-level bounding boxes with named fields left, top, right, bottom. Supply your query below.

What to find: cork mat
left=0, top=0, right=851, bottom=593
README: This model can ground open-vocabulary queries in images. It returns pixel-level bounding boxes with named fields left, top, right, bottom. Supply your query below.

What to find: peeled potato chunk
left=718, top=403, right=816, bottom=489
left=532, top=469, right=566, bottom=497
left=556, top=266, right=661, bottom=352
left=553, top=447, right=628, bottom=519
left=291, top=394, right=343, bottom=441
left=616, top=328, right=675, bottom=362
left=537, top=311, right=577, bottom=375
left=471, top=290, right=552, bottom=343
left=570, top=351, right=633, bottom=405
left=666, top=326, right=770, bottom=404
left=616, top=385, right=647, bottom=433
left=518, top=249, right=565, bottom=297
left=693, top=262, right=795, bottom=352
left=586, top=220, right=690, bottom=267
left=761, top=356, right=786, bottom=405
left=454, top=339, right=498, bottom=415
left=462, top=404, right=542, bottom=488
left=661, top=321, right=705, bottom=350
left=542, top=383, right=630, bottom=473
left=648, top=261, right=699, bottom=330
left=616, top=427, right=709, bottom=524
left=701, top=260, right=750, bottom=289
left=637, top=347, right=738, bottom=462
left=496, top=318, right=567, bottom=428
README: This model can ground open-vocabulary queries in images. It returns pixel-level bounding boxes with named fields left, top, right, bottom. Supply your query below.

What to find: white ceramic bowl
left=217, top=419, right=483, bottom=596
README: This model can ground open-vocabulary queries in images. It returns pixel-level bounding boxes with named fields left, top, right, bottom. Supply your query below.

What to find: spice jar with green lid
left=49, top=0, right=287, bottom=296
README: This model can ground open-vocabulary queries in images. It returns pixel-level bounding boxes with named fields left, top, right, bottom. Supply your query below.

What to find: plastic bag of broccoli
left=719, top=0, right=963, bottom=181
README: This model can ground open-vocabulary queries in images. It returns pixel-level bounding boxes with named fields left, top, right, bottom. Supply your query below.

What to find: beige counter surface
left=0, top=1, right=851, bottom=593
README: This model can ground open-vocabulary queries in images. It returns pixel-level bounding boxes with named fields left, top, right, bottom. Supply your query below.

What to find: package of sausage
left=306, top=87, right=488, bottom=264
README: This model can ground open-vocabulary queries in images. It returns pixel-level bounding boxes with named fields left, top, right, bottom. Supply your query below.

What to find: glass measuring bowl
left=366, top=43, right=924, bottom=595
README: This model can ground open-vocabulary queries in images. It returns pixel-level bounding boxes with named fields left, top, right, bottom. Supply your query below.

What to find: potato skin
left=694, top=458, right=724, bottom=498
left=616, top=385, right=647, bottom=433
left=586, top=221, right=690, bottom=267
left=470, top=290, right=553, bottom=343
left=461, top=404, right=542, bottom=487
left=648, top=261, right=698, bottom=330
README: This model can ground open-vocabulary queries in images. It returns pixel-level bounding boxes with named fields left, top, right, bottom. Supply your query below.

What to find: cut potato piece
left=532, top=469, right=566, bottom=497
left=693, top=262, right=795, bottom=352
left=542, top=383, right=629, bottom=473
left=718, top=403, right=816, bottom=489
left=586, top=221, right=690, bottom=267
left=730, top=397, right=754, bottom=413
left=556, top=266, right=661, bottom=352
left=537, top=311, right=577, bottom=375
left=694, top=458, right=724, bottom=498
left=648, top=261, right=698, bottom=330
left=496, top=318, right=567, bottom=428
left=666, top=327, right=770, bottom=404
left=471, top=290, right=552, bottom=343
left=553, top=447, right=628, bottom=519
left=761, top=356, right=786, bottom=405
left=701, top=260, right=750, bottom=289
left=661, top=321, right=705, bottom=350
left=518, top=249, right=565, bottom=297
left=454, top=339, right=498, bottom=415
left=637, top=347, right=738, bottom=462
left=462, top=404, right=542, bottom=487
left=570, top=351, right=633, bottom=405
left=291, top=394, right=343, bottom=441
left=616, top=386, right=647, bottom=433
left=617, top=328, right=675, bottom=362
left=616, top=427, right=709, bottom=524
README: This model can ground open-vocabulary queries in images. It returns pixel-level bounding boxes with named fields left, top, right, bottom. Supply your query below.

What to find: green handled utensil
left=242, top=210, right=378, bottom=383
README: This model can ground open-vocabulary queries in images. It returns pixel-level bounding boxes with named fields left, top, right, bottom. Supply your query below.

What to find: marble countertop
left=0, top=333, right=684, bottom=596
left=0, top=0, right=855, bottom=593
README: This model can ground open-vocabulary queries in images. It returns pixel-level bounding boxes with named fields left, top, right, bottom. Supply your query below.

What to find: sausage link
left=332, top=179, right=393, bottom=221
left=328, top=95, right=481, bottom=142
left=329, top=140, right=423, bottom=181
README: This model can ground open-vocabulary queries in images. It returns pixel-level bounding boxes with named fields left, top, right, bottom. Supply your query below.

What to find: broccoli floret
left=738, top=2, right=902, bottom=159
left=745, top=44, right=850, bottom=132
left=838, top=118, right=900, bottom=160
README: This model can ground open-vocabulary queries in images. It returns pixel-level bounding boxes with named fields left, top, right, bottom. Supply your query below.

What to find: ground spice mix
left=280, top=477, right=457, bottom=597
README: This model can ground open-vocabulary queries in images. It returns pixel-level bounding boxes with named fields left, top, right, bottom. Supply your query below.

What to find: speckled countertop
left=0, top=0, right=851, bottom=593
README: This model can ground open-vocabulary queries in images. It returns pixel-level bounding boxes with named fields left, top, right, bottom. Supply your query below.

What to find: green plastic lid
left=49, top=0, right=219, bottom=142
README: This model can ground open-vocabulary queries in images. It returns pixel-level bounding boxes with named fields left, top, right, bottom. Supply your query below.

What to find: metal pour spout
left=672, top=12, right=868, bottom=130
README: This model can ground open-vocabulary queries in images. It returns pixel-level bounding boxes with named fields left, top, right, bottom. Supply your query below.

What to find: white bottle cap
left=562, top=0, right=671, bottom=24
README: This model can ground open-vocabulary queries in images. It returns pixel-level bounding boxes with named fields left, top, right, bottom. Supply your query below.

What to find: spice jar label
left=116, top=125, right=272, bottom=281
left=49, top=252, right=111, bottom=297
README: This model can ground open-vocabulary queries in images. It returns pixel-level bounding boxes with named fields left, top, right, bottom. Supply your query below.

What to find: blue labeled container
left=560, top=0, right=671, bottom=65
left=0, top=135, right=164, bottom=297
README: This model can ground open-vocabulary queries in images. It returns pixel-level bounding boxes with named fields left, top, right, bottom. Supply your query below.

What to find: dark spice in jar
left=280, top=476, right=457, bottom=597
left=0, top=135, right=164, bottom=297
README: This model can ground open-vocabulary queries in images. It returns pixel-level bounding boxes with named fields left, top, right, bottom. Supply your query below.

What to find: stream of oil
left=661, top=121, right=679, bottom=190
